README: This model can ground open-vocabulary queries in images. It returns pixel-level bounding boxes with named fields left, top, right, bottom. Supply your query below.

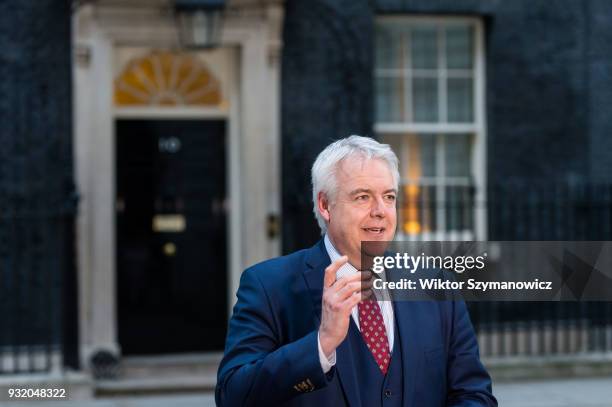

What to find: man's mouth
left=363, top=227, right=385, bottom=235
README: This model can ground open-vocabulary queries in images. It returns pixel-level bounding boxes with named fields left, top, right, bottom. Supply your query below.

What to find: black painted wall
left=587, top=0, right=612, bottom=181
left=0, top=0, right=73, bottom=210
left=281, top=0, right=374, bottom=253
left=0, top=0, right=76, bottom=361
left=282, top=0, right=612, bottom=251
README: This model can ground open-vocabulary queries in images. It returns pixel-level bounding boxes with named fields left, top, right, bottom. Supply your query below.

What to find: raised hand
left=318, top=256, right=373, bottom=358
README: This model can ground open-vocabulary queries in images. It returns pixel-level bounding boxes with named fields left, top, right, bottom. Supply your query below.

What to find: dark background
left=282, top=0, right=612, bottom=252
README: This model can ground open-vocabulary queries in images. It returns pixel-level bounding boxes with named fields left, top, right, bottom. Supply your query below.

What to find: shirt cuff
left=317, top=332, right=337, bottom=373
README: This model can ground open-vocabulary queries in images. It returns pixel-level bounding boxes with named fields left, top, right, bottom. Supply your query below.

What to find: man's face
left=319, top=157, right=397, bottom=269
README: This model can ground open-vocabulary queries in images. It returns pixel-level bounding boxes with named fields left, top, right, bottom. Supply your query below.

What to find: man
left=216, top=136, right=496, bottom=406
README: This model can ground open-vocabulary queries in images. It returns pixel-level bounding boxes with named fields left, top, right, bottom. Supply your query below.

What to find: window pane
left=400, top=134, right=436, bottom=235
left=400, top=183, right=438, bottom=235
left=411, top=27, right=438, bottom=69
left=379, top=133, right=436, bottom=179
left=379, top=133, right=402, bottom=162
left=445, top=185, right=474, bottom=231
left=419, top=184, right=437, bottom=233
left=446, top=26, right=473, bottom=69
left=415, top=134, right=436, bottom=178
left=447, top=78, right=473, bottom=122
left=375, top=76, right=404, bottom=122
left=403, top=133, right=436, bottom=180
left=375, top=24, right=403, bottom=69
left=444, top=133, right=472, bottom=177
left=413, top=78, right=438, bottom=122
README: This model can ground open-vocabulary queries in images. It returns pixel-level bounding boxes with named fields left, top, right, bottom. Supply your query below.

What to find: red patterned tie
left=358, top=299, right=391, bottom=374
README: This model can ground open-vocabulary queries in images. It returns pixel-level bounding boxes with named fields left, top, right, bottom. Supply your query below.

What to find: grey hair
left=311, top=135, right=400, bottom=235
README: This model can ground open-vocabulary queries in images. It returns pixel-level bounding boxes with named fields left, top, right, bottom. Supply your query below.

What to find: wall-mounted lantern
left=175, top=0, right=226, bottom=49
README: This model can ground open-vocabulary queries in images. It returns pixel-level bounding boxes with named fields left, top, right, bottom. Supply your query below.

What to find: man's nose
left=370, top=196, right=386, bottom=218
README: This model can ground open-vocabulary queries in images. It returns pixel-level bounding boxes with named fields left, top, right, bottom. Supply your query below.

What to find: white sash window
left=375, top=17, right=487, bottom=241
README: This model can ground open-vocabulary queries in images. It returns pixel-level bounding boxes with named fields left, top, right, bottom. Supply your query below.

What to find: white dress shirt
left=317, top=234, right=395, bottom=373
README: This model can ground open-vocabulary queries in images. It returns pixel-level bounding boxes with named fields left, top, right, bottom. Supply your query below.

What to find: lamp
left=175, top=0, right=226, bottom=49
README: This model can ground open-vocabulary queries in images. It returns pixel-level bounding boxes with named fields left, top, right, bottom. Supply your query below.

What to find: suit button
left=384, top=389, right=392, bottom=397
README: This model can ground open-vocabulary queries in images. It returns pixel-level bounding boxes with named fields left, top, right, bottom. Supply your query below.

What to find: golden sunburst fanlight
left=114, top=51, right=223, bottom=107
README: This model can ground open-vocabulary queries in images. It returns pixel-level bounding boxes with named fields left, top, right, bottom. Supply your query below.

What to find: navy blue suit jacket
left=216, top=240, right=497, bottom=406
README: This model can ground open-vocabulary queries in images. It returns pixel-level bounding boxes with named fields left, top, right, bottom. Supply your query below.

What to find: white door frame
left=73, top=4, right=282, bottom=366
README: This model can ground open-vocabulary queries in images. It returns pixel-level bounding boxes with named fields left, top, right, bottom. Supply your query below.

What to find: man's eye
left=385, top=195, right=396, bottom=201
left=356, top=195, right=369, bottom=201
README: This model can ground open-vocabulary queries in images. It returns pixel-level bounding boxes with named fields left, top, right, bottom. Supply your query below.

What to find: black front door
left=116, top=119, right=227, bottom=355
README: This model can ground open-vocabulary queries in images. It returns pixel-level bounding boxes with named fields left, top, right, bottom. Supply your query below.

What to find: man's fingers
left=337, top=287, right=375, bottom=312
left=361, top=288, right=374, bottom=300
left=360, top=270, right=373, bottom=280
left=341, top=291, right=365, bottom=309
left=334, top=270, right=372, bottom=291
left=336, top=281, right=360, bottom=300
left=323, top=256, right=348, bottom=288
left=324, top=256, right=348, bottom=288
left=338, top=279, right=373, bottom=297
left=324, top=256, right=346, bottom=287
left=323, top=267, right=335, bottom=289
left=330, top=270, right=363, bottom=292
left=336, top=280, right=371, bottom=301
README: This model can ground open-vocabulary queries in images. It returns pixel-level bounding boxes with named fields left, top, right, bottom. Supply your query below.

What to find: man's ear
left=317, top=191, right=331, bottom=223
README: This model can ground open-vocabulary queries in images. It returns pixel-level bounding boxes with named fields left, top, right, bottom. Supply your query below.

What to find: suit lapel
left=302, top=240, right=361, bottom=407
left=302, top=240, right=327, bottom=324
